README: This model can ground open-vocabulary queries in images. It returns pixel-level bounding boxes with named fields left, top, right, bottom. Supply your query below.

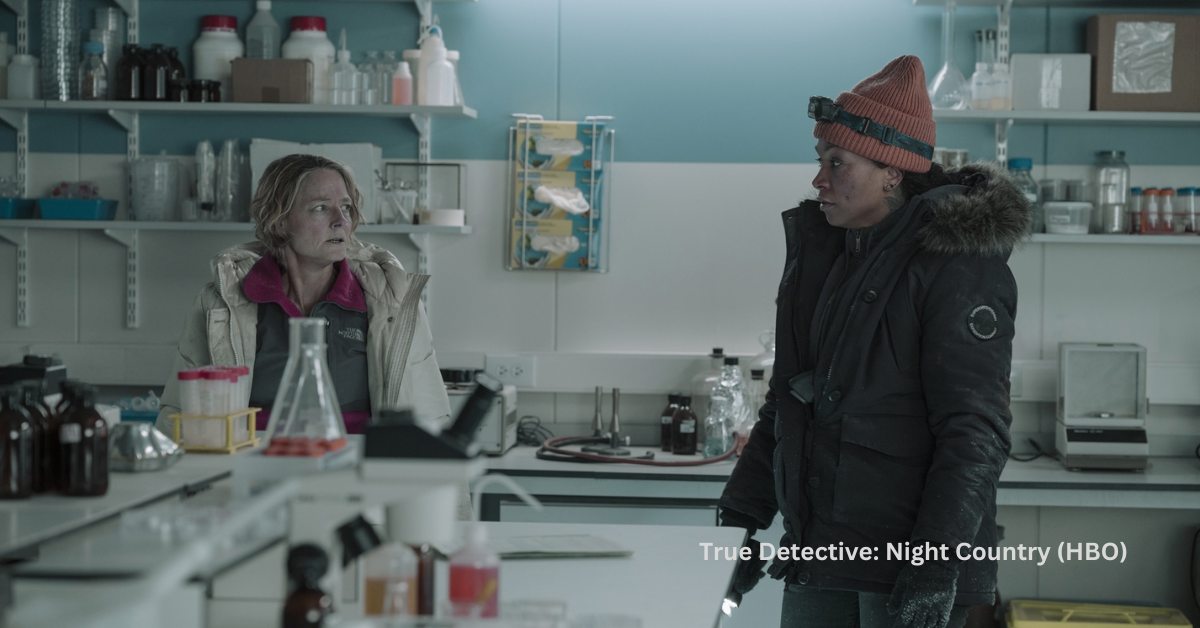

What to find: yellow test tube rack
left=168, top=408, right=261, bottom=454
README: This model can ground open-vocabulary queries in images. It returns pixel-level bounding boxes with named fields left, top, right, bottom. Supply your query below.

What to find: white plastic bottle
left=969, top=30, right=991, bottom=110
left=245, top=0, right=281, bottom=60
left=416, top=26, right=454, bottom=106
left=7, top=54, right=38, bottom=100
left=330, top=30, right=359, bottom=106
left=391, top=61, right=412, bottom=105
left=448, top=523, right=499, bottom=618
left=364, top=543, right=418, bottom=616
left=282, top=16, right=335, bottom=104
left=423, top=43, right=456, bottom=106
left=193, top=15, right=244, bottom=102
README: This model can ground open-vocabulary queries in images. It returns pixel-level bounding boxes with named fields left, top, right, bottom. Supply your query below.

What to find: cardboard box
left=231, top=59, right=313, bottom=103
left=1087, top=14, right=1200, bottom=112
left=1011, top=54, right=1091, bottom=111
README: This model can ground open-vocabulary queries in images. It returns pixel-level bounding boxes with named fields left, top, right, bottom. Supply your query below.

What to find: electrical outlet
left=484, top=354, right=536, bottom=388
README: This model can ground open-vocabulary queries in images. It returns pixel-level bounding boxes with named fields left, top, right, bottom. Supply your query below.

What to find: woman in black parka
left=719, top=56, right=1030, bottom=628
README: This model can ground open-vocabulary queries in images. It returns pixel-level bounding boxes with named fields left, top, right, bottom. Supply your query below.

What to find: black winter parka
left=719, top=163, right=1031, bottom=605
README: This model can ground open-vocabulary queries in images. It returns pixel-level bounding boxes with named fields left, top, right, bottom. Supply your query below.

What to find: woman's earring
left=885, top=184, right=895, bottom=191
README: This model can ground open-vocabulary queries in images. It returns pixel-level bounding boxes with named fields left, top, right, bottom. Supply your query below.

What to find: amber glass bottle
left=671, top=395, right=698, bottom=455
left=17, top=382, right=48, bottom=493
left=283, top=544, right=333, bottom=628
left=115, top=44, right=144, bottom=101
left=141, top=44, right=171, bottom=101
left=411, top=543, right=436, bottom=615
left=24, top=380, right=58, bottom=493
left=0, top=385, right=35, bottom=499
left=660, top=394, right=679, bottom=452
left=60, top=385, right=109, bottom=496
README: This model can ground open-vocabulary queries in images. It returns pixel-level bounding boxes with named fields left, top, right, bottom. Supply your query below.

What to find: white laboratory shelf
left=0, top=219, right=471, bottom=234
left=914, top=0, right=1199, bottom=6
left=37, top=100, right=478, bottom=118
left=935, top=109, right=1200, bottom=125
left=1030, top=233, right=1200, bottom=244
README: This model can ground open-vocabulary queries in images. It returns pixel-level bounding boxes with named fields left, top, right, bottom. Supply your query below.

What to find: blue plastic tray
left=38, top=198, right=118, bottom=220
left=120, top=409, right=160, bottom=423
left=0, top=198, right=35, bottom=219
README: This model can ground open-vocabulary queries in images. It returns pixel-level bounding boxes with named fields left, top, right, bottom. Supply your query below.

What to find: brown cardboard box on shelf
left=231, top=58, right=313, bottom=103
left=1087, top=14, right=1200, bottom=112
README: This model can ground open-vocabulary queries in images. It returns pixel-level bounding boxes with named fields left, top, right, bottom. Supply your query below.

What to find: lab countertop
left=0, top=453, right=236, bottom=561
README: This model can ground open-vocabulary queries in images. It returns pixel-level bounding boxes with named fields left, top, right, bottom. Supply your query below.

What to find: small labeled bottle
left=78, top=41, right=108, bottom=101
left=115, top=44, right=143, bottom=101
left=659, top=394, right=679, bottom=452
left=1162, top=188, right=1177, bottom=232
left=364, top=543, right=418, bottom=616
left=410, top=543, right=436, bottom=615
left=283, top=544, right=333, bottom=628
left=7, top=54, right=38, bottom=100
left=1143, top=189, right=1160, bottom=231
left=0, top=385, right=35, bottom=499
left=449, top=523, right=500, bottom=618
left=391, top=60, right=412, bottom=105
left=671, top=395, right=698, bottom=456
left=59, top=385, right=109, bottom=496
left=141, top=43, right=171, bottom=101
left=245, top=0, right=281, bottom=60
left=18, top=382, right=47, bottom=493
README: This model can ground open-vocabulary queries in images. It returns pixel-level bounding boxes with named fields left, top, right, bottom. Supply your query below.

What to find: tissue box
left=231, top=58, right=313, bottom=103
left=1012, top=54, right=1091, bottom=111
left=1087, top=14, right=1200, bottom=112
left=514, top=121, right=607, bottom=171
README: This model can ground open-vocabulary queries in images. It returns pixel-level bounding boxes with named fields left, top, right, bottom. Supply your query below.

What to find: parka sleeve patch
left=968, top=305, right=999, bottom=341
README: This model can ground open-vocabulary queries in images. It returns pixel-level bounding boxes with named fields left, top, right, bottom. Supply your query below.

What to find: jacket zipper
left=854, top=231, right=862, bottom=254
left=215, top=266, right=243, bottom=366
left=816, top=247, right=888, bottom=416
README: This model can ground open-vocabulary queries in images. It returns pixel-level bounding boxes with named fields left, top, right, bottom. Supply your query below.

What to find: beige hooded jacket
left=157, top=240, right=470, bottom=518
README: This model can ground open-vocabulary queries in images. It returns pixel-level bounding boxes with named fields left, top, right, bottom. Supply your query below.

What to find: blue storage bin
left=120, top=409, right=160, bottom=423
left=0, top=198, right=36, bottom=219
left=38, top=199, right=118, bottom=220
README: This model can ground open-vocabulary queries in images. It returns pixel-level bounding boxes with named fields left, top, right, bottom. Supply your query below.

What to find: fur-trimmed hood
left=915, top=161, right=1033, bottom=257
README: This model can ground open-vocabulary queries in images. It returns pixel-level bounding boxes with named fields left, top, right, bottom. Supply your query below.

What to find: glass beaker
left=264, top=318, right=346, bottom=442
left=928, top=0, right=969, bottom=110
left=131, top=153, right=180, bottom=221
left=1094, top=150, right=1131, bottom=234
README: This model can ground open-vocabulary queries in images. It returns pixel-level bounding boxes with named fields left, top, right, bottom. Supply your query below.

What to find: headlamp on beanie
left=808, top=96, right=934, bottom=161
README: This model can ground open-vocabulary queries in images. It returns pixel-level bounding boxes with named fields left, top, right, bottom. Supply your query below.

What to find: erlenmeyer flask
left=928, top=0, right=969, bottom=110
left=265, top=318, right=346, bottom=441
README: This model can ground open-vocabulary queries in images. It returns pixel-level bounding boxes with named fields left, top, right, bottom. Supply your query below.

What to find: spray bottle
left=450, top=474, right=542, bottom=618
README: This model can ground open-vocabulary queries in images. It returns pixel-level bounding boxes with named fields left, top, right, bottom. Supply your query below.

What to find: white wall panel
left=1008, top=244, right=1044, bottom=361
left=0, top=228, right=78, bottom=343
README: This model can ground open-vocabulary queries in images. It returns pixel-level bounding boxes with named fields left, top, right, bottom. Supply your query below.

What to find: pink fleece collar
left=243, top=255, right=367, bottom=315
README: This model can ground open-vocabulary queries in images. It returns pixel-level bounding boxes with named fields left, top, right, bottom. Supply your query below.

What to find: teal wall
left=2, top=0, right=1199, bottom=165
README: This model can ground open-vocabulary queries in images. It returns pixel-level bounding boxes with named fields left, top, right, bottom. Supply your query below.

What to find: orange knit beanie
left=812, top=55, right=936, bottom=173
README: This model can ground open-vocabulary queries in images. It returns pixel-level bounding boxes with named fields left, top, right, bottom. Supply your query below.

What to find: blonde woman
left=158, top=153, right=451, bottom=441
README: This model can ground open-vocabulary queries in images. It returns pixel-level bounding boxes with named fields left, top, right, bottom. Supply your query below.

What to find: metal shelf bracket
left=995, top=118, right=1014, bottom=163
left=0, top=227, right=29, bottom=327
left=997, top=0, right=1012, bottom=65
left=110, top=0, right=138, bottom=44
left=0, top=108, right=29, bottom=198
left=0, top=0, right=28, bottom=54
left=102, top=228, right=139, bottom=329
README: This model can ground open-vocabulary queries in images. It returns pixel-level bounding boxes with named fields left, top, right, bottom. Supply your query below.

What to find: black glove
left=731, top=537, right=768, bottom=596
left=887, top=559, right=959, bottom=628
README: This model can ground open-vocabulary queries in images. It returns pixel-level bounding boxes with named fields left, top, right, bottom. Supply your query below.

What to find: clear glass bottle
left=703, top=394, right=733, bottom=459
left=970, top=30, right=990, bottom=110
left=59, top=385, right=108, bottom=497
left=364, top=543, right=418, bottom=616
left=746, top=329, right=775, bottom=387
left=379, top=50, right=397, bottom=103
left=246, top=0, right=281, bottom=60
left=265, top=318, right=346, bottom=442
left=358, top=50, right=379, bottom=105
left=987, top=30, right=1011, bottom=111
left=671, top=395, right=698, bottom=456
left=283, top=544, right=333, bottom=628
left=0, top=385, right=35, bottom=499
left=215, top=139, right=240, bottom=221
left=927, top=0, right=968, bottom=110
left=689, top=347, right=724, bottom=429
left=659, top=394, right=679, bottom=452
left=78, top=41, right=107, bottom=101
left=1095, top=150, right=1131, bottom=234
left=1007, top=158, right=1041, bottom=233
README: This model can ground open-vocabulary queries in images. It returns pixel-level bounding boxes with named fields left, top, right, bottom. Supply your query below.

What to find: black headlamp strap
left=807, top=96, right=934, bottom=161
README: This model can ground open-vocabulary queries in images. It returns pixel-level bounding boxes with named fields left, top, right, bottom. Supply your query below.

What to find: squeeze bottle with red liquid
left=449, top=522, right=499, bottom=618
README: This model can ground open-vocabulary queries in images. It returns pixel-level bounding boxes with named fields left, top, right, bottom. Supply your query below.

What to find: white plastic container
left=1043, top=201, right=1093, bottom=235
left=364, top=544, right=418, bottom=616
left=193, top=15, right=244, bottom=102
left=401, top=48, right=457, bottom=106
left=7, top=54, right=38, bottom=100
left=391, top=60, right=412, bottom=105
left=282, top=16, right=335, bottom=104
left=245, top=0, right=280, bottom=60
left=413, top=26, right=460, bottom=106
left=423, top=44, right=456, bottom=106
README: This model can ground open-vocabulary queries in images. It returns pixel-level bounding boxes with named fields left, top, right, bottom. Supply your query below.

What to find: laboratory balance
left=1055, top=343, right=1149, bottom=471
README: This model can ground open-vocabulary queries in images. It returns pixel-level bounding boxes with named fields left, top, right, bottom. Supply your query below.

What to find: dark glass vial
left=283, top=544, right=333, bottom=628
left=59, top=385, right=108, bottom=497
left=115, top=44, right=143, bottom=101
left=411, top=543, right=436, bottom=615
left=207, top=80, right=222, bottom=102
left=187, top=79, right=211, bottom=102
left=141, top=43, right=171, bottom=101
left=660, top=394, right=679, bottom=452
left=17, top=382, right=48, bottom=493
left=0, top=385, right=35, bottom=499
left=671, top=395, right=698, bottom=455
left=166, top=47, right=186, bottom=81
left=168, top=78, right=188, bottom=102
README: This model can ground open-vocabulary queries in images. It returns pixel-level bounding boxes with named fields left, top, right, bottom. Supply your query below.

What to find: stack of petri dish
left=41, top=0, right=79, bottom=100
